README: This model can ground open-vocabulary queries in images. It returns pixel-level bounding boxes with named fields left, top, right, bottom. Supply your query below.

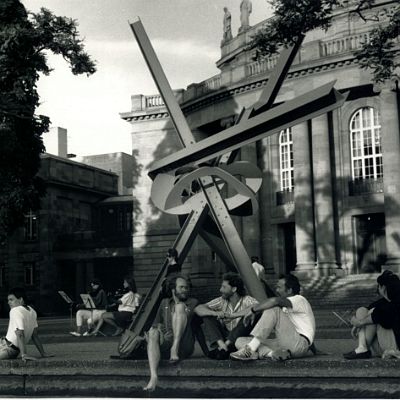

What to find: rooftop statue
left=222, top=7, right=233, bottom=44
left=239, top=0, right=252, bottom=33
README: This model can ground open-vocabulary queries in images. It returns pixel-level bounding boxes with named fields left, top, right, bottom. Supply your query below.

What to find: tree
left=251, top=0, right=400, bottom=83
left=0, top=0, right=96, bottom=242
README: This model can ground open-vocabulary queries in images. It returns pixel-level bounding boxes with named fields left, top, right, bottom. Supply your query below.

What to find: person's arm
left=194, top=304, right=224, bottom=319
left=15, top=328, right=31, bottom=361
left=351, top=311, right=374, bottom=328
left=30, top=328, right=53, bottom=358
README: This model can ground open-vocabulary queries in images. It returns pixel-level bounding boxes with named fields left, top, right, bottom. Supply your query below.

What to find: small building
left=0, top=152, right=135, bottom=316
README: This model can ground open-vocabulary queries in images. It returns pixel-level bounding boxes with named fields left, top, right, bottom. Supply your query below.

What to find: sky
left=22, top=0, right=272, bottom=157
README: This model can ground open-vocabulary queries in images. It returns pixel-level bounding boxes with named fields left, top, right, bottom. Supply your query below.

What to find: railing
left=276, top=190, right=295, bottom=206
left=348, top=178, right=384, bottom=196
left=196, top=74, right=222, bottom=95
left=145, top=95, right=164, bottom=108
left=319, top=32, right=371, bottom=57
left=246, top=55, right=279, bottom=78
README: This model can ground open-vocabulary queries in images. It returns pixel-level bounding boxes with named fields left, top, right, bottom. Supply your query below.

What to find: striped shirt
left=205, top=295, right=258, bottom=331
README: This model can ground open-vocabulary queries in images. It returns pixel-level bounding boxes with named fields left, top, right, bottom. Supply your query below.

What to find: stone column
left=292, top=122, right=316, bottom=275
left=379, top=83, right=400, bottom=273
left=311, top=114, right=341, bottom=275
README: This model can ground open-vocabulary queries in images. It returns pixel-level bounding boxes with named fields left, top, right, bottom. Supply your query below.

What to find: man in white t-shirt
left=230, top=274, right=315, bottom=361
left=0, top=287, right=52, bottom=361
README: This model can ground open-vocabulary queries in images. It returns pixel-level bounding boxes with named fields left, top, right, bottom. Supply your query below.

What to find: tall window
left=350, top=107, right=383, bottom=180
left=24, top=263, right=35, bottom=286
left=0, top=265, right=6, bottom=288
left=279, top=128, right=294, bottom=191
left=24, top=211, right=38, bottom=241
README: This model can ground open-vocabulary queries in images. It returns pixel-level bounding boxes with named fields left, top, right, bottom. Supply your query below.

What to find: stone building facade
left=0, top=153, right=135, bottom=316
left=121, top=0, right=400, bottom=292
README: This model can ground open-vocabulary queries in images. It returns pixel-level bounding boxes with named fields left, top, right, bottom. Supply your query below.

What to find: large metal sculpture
left=124, top=18, right=348, bottom=344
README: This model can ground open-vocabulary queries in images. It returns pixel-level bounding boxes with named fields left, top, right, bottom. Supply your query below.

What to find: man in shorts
left=143, top=275, right=198, bottom=392
left=0, top=287, right=52, bottom=361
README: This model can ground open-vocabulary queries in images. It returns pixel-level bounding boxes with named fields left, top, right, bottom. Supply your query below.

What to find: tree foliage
left=252, top=0, right=400, bottom=82
left=0, top=0, right=96, bottom=242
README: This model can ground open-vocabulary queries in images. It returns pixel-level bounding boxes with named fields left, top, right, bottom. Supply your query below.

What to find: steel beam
left=149, top=84, right=348, bottom=177
left=129, top=18, right=194, bottom=147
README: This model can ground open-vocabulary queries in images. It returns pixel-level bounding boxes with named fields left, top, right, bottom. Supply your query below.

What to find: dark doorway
left=280, top=222, right=297, bottom=274
left=355, top=213, right=386, bottom=273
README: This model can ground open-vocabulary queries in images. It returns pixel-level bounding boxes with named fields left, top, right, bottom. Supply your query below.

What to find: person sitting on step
left=230, top=274, right=315, bottom=361
left=143, top=275, right=199, bottom=392
left=194, top=272, right=259, bottom=360
left=90, top=276, right=140, bottom=337
left=0, top=287, right=53, bottom=360
left=70, top=278, right=108, bottom=337
left=343, top=270, right=400, bottom=360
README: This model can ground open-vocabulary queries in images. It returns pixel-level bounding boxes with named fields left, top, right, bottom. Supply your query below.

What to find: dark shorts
left=112, top=311, right=133, bottom=327
left=152, top=327, right=194, bottom=360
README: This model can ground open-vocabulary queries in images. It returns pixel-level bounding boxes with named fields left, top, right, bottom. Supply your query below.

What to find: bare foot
left=143, top=376, right=158, bottom=391
left=217, top=340, right=228, bottom=352
left=170, top=345, right=179, bottom=362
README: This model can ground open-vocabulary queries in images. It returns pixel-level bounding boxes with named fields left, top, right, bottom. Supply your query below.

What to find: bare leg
left=102, top=316, right=123, bottom=336
left=90, top=317, right=105, bottom=336
left=170, top=303, right=188, bottom=361
left=143, top=327, right=161, bottom=391
left=355, top=307, right=377, bottom=353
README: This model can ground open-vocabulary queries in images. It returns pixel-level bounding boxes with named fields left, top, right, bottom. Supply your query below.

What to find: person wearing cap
left=0, top=287, right=53, bottom=360
left=69, top=278, right=108, bottom=337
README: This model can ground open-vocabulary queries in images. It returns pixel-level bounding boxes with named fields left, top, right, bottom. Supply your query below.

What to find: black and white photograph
left=0, top=0, right=400, bottom=397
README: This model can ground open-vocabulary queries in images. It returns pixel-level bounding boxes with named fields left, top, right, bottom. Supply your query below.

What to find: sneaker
left=69, top=331, right=82, bottom=337
left=230, top=345, right=258, bottom=361
left=343, top=350, right=371, bottom=360
left=82, top=331, right=90, bottom=337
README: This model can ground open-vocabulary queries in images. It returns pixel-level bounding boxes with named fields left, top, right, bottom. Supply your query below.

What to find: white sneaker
left=69, top=331, right=82, bottom=337
left=230, top=345, right=258, bottom=361
left=82, top=331, right=90, bottom=336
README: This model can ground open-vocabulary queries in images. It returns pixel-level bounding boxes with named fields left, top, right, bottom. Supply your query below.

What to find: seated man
left=344, top=270, right=400, bottom=360
left=144, top=275, right=198, bottom=392
left=231, top=274, right=315, bottom=361
left=0, top=287, right=53, bottom=361
left=194, top=272, right=258, bottom=359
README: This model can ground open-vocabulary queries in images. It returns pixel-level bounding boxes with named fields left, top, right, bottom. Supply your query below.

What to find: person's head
left=123, top=276, right=137, bottom=292
left=90, top=278, right=102, bottom=290
left=251, top=256, right=259, bottom=263
left=167, top=275, right=190, bottom=301
left=220, top=272, right=246, bottom=299
left=276, top=274, right=301, bottom=298
left=166, top=248, right=178, bottom=264
left=223, top=6, right=228, bottom=12
left=8, top=287, right=28, bottom=309
left=377, top=270, right=400, bottom=301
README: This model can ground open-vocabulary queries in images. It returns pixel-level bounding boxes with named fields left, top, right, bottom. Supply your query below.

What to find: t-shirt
left=252, top=262, right=265, bottom=280
left=118, top=291, right=140, bottom=313
left=371, top=301, right=400, bottom=348
left=284, top=295, right=315, bottom=344
left=205, top=295, right=258, bottom=331
left=6, top=305, right=38, bottom=347
left=153, top=297, right=199, bottom=357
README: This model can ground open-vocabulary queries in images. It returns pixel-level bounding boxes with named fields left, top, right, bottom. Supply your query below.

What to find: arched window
left=279, top=128, right=294, bottom=191
left=350, top=107, right=383, bottom=180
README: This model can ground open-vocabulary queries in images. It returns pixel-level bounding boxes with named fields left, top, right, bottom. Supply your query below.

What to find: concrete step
left=2, top=338, right=400, bottom=397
